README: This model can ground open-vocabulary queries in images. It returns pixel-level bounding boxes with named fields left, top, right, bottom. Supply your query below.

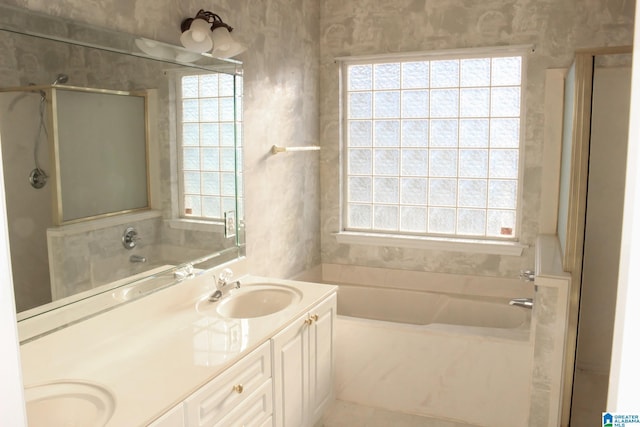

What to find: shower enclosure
left=0, top=82, right=150, bottom=311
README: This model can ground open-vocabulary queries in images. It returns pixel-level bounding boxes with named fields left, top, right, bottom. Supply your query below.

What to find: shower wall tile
left=318, top=0, right=634, bottom=278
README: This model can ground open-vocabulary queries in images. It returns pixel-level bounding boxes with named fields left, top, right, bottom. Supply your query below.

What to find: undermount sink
left=25, top=380, right=115, bottom=427
left=198, top=284, right=302, bottom=318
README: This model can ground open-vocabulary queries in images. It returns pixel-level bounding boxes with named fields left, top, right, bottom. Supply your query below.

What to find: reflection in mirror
left=0, top=4, right=245, bottom=326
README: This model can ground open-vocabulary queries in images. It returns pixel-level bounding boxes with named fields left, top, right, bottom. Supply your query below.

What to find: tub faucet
left=509, top=298, right=533, bottom=309
left=129, top=254, right=147, bottom=263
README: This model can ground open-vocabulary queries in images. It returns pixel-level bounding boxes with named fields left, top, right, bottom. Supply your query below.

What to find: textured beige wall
left=1, top=0, right=322, bottom=279
left=319, top=0, right=635, bottom=277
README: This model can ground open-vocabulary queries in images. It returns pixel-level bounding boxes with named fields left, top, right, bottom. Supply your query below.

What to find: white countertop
left=19, top=269, right=337, bottom=426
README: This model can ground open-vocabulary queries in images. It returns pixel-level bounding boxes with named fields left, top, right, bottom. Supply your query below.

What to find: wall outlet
left=224, top=210, right=236, bottom=238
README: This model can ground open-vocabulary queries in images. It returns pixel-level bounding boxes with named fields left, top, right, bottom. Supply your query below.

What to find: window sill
left=334, top=231, right=527, bottom=256
left=166, top=218, right=224, bottom=232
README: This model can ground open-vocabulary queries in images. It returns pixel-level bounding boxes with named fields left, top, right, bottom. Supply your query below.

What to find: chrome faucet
left=129, top=254, right=147, bottom=263
left=509, top=298, right=533, bottom=309
left=208, top=268, right=241, bottom=302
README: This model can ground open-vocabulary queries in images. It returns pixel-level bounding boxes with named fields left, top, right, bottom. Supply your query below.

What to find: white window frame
left=336, top=46, right=532, bottom=256
left=174, top=70, right=241, bottom=225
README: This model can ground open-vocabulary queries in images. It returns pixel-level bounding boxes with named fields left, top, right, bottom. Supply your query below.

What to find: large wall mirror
left=0, top=4, right=245, bottom=329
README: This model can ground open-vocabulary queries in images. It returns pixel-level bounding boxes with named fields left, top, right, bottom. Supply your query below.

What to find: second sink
left=199, top=284, right=302, bottom=318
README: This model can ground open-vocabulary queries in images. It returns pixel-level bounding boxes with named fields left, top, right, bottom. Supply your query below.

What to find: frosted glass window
left=400, top=207, right=427, bottom=232
left=180, top=73, right=240, bottom=219
left=428, top=207, right=456, bottom=234
left=374, top=121, right=400, bottom=147
left=349, top=204, right=372, bottom=228
left=487, top=209, right=516, bottom=237
left=401, top=120, right=429, bottom=147
left=457, top=209, right=486, bottom=235
left=349, top=93, right=373, bottom=119
left=373, top=177, right=399, bottom=203
left=459, top=149, right=488, bottom=178
left=460, top=88, right=490, bottom=117
left=350, top=121, right=373, bottom=147
left=402, top=91, right=429, bottom=118
left=430, top=119, right=458, bottom=147
left=349, top=149, right=372, bottom=174
left=183, top=124, right=199, bottom=146
left=459, top=119, right=489, bottom=147
left=401, top=150, right=428, bottom=176
left=429, top=178, right=457, bottom=206
left=200, top=123, right=219, bottom=146
left=374, top=91, right=401, bottom=118
left=430, top=89, right=459, bottom=117
left=374, top=149, right=400, bottom=175
left=429, top=149, right=457, bottom=177
left=402, top=62, right=429, bottom=88
left=489, top=150, right=519, bottom=179
left=199, top=74, right=218, bottom=97
left=349, top=177, right=372, bottom=202
left=491, top=87, right=521, bottom=117
left=460, top=58, right=490, bottom=87
left=374, top=205, right=398, bottom=230
left=430, top=60, right=459, bottom=88
left=488, top=179, right=517, bottom=209
left=344, top=52, right=523, bottom=239
left=182, top=148, right=200, bottom=170
left=349, top=65, right=373, bottom=90
left=401, top=178, right=428, bottom=205
left=492, top=57, right=521, bottom=86
left=458, top=179, right=487, bottom=208
left=374, top=63, right=401, bottom=89
left=490, top=118, right=520, bottom=148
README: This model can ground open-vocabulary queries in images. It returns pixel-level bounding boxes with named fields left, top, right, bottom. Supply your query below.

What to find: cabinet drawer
left=185, top=342, right=272, bottom=427
left=216, top=379, right=273, bottom=427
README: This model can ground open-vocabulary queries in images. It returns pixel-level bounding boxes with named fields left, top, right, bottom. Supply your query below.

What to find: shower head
left=51, top=74, right=69, bottom=85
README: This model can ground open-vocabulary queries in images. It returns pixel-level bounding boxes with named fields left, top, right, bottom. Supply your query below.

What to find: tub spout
left=509, top=298, right=533, bottom=309
left=129, top=254, right=147, bottom=263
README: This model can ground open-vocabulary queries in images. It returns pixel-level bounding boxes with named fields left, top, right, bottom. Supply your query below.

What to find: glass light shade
left=212, top=38, right=247, bottom=59
left=210, top=26, right=233, bottom=51
left=180, top=18, right=213, bottom=53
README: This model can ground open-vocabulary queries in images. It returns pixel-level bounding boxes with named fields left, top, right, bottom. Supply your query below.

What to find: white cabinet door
left=272, top=313, right=309, bottom=427
left=272, top=293, right=337, bottom=427
left=148, top=404, right=185, bottom=427
left=308, top=293, right=336, bottom=425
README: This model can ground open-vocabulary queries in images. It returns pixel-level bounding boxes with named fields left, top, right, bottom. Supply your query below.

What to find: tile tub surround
left=19, top=264, right=337, bottom=426
left=333, top=285, right=532, bottom=426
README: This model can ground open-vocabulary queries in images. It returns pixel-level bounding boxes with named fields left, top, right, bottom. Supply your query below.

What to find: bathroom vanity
left=18, top=261, right=337, bottom=427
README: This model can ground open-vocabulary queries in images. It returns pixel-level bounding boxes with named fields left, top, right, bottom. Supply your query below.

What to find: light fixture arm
left=180, top=9, right=234, bottom=34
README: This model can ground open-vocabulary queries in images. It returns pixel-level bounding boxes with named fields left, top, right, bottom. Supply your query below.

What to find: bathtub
left=334, top=283, right=533, bottom=427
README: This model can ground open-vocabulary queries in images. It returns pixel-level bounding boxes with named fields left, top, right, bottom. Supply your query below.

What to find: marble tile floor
left=321, top=400, right=482, bottom=427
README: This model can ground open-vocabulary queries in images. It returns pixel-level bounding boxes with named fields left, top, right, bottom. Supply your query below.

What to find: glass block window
left=179, top=73, right=241, bottom=219
left=344, top=54, right=523, bottom=239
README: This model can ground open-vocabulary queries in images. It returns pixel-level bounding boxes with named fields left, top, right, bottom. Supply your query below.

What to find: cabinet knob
left=304, top=318, right=313, bottom=325
left=311, top=314, right=319, bottom=322
left=233, top=384, right=244, bottom=394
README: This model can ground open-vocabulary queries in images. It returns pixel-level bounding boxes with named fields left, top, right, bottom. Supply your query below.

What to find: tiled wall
left=318, top=0, right=634, bottom=278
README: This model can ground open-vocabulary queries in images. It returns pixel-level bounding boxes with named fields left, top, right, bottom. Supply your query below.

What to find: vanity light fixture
left=180, top=9, right=246, bottom=58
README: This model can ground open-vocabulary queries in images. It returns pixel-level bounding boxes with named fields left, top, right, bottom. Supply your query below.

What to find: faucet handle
left=519, top=270, right=535, bottom=282
left=217, top=268, right=233, bottom=287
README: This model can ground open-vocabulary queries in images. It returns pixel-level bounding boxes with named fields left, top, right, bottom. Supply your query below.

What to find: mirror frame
left=0, top=3, right=245, bottom=338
